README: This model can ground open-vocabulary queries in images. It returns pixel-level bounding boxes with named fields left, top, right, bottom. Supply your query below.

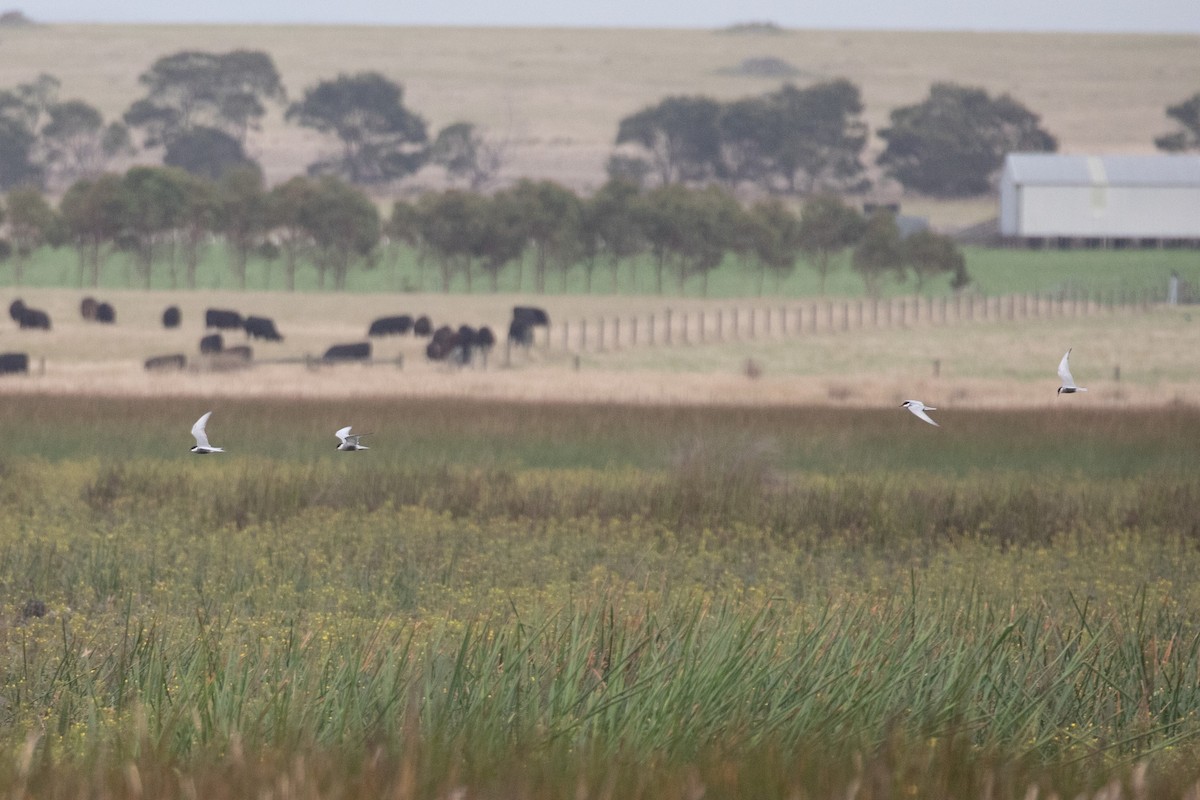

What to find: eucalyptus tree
left=508, top=179, right=581, bottom=293
left=852, top=211, right=906, bottom=297
left=268, top=176, right=319, bottom=291
left=124, top=50, right=284, bottom=178
left=429, top=121, right=504, bottom=190
left=614, top=95, right=722, bottom=186
left=175, top=171, right=220, bottom=289
left=298, top=176, right=380, bottom=291
left=3, top=186, right=57, bottom=284
left=384, top=199, right=423, bottom=288
left=634, top=183, right=738, bottom=295
left=902, top=228, right=968, bottom=294
left=473, top=190, right=528, bottom=293
left=744, top=198, right=804, bottom=294
left=769, top=80, right=870, bottom=194
left=877, top=82, right=1056, bottom=196
left=286, top=72, right=428, bottom=186
left=58, top=173, right=128, bottom=286
left=120, top=165, right=190, bottom=288
left=38, top=100, right=133, bottom=187
left=579, top=178, right=644, bottom=293
left=1155, top=92, right=1200, bottom=152
left=797, top=194, right=865, bottom=294
left=216, top=164, right=270, bottom=289
left=0, top=116, right=40, bottom=190
left=415, top=189, right=480, bottom=292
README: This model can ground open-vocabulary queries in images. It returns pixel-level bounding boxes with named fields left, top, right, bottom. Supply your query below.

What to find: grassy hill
left=1, top=23, right=1196, bottom=229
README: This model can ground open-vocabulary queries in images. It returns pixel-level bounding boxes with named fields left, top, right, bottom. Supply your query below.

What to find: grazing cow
left=508, top=319, right=533, bottom=347
left=95, top=302, right=115, bottom=324
left=9, top=299, right=26, bottom=323
left=243, top=315, right=283, bottom=341
left=413, top=315, right=433, bottom=336
left=144, top=353, right=186, bottom=371
left=200, top=333, right=223, bottom=354
left=0, top=352, right=29, bottom=375
left=162, top=305, right=181, bottom=328
left=17, top=307, right=51, bottom=330
left=323, top=342, right=371, bottom=362
left=512, top=306, right=550, bottom=327
left=80, top=296, right=98, bottom=320
left=368, top=314, right=414, bottom=336
left=205, top=308, right=243, bottom=330
left=475, top=326, right=496, bottom=351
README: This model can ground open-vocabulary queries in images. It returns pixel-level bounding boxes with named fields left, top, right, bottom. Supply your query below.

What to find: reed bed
left=2, top=399, right=1200, bottom=797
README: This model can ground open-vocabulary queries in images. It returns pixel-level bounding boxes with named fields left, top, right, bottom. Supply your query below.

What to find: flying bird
left=335, top=426, right=370, bottom=451
left=1057, top=349, right=1088, bottom=395
left=190, top=411, right=224, bottom=454
left=900, top=400, right=939, bottom=427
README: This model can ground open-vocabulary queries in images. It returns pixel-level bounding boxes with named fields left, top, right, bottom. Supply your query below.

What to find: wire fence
left=535, top=288, right=1168, bottom=355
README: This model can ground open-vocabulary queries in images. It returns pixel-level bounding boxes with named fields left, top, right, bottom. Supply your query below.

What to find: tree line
left=0, top=170, right=967, bottom=296
left=0, top=49, right=1196, bottom=198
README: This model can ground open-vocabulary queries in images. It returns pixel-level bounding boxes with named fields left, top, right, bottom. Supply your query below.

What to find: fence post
left=631, top=316, right=638, bottom=346
left=580, top=319, right=587, bottom=352
left=598, top=317, right=605, bottom=351
left=665, top=308, right=672, bottom=345
left=649, top=313, right=655, bottom=346
left=780, top=305, right=787, bottom=336
left=562, top=320, right=569, bottom=350
left=841, top=301, right=849, bottom=331
left=732, top=308, right=739, bottom=340
left=699, top=310, right=705, bottom=343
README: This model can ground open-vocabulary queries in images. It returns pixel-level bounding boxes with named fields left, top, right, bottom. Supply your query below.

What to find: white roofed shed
left=999, top=154, right=1200, bottom=241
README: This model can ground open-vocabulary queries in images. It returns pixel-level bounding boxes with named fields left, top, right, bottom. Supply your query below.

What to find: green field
left=2, top=396, right=1200, bottom=797
left=3, top=242, right=1193, bottom=299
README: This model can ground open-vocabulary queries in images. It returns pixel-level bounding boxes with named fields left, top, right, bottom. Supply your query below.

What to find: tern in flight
left=1057, top=349, right=1088, bottom=395
left=900, top=400, right=940, bottom=427
left=189, top=411, right=224, bottom=454
left=335, top=426, right=370, bottom=451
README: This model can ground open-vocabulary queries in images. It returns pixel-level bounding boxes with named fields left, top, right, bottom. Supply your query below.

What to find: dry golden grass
left=2, top=287, right=1197, bottom=409
left=1, top=24, right=1195, bottom=225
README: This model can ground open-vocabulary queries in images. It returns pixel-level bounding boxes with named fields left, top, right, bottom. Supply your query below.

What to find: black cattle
left=80, top=296, right=98, bottom=320
left=512, top=306, right=550, bottom=327
left=0, top=352, right=29, bottom=375
left=323, top=342, right=371, bottom=361
left=200, top=333, right=223, bottom=354
left=425, top=337, right=458, bottom=362
left=95, top=302, right=115, bottom=324
left=9, top=299, right=26, bottom=323
left=475, top=326, right=496, bottom=350
left=144, top=353, right=186, bottom=371
left=17, top=307, right=51, bottom=330
left=222, top=345, right=253, bottom=361
left=243, top=315, right=283, bottom=341
left=508, top=319, right=533, bottom=347
left=205, top=308, right=243, bottom=330
left=162, top=305, right=181, bottom=328
left=413, top=315, right=433, bottom=336
left=368, top=314, right=414, bottom=336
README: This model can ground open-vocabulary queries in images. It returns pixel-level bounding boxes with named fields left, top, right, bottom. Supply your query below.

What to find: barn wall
left=1008, top=186, right=1200, bottom=238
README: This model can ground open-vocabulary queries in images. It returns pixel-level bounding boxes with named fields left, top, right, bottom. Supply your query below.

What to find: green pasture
left=2, top=243, right=1194, bottom=299
left=2, top=397, right=1200, bottom=796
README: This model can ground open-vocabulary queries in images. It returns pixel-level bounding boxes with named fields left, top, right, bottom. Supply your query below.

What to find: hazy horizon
left=18, top=0, right=1200, bottom=34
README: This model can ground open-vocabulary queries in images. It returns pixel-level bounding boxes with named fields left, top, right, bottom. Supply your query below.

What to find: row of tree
left=2, top=48, right=1197, bottom=198
left=0, top=169, right=966, bottom=296
left=0, top=59, right=498, bottom=192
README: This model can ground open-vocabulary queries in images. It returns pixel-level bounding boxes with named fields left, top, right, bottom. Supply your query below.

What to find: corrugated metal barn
left=999, top=153, right=1200, bottom=243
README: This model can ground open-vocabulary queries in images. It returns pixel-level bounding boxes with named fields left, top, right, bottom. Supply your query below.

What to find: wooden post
left=665, top=308, right=672, bottom=345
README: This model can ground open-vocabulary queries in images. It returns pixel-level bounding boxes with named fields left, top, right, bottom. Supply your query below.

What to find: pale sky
left=20, top=0, right=1200, bottom=33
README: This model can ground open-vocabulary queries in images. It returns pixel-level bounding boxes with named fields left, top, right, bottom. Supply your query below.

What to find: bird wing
left=191, top=411, right=213, bottom=448
left=1057, top=350, right=1076, bottom=388
left=909, top=406, right=939, bottom=426
left=335, top=426, right=352, bottom=445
